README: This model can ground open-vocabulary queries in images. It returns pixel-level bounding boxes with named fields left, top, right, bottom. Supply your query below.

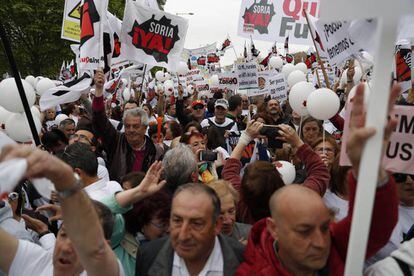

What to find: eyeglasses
left=193, top=105, right=204, bottom=110
left=393, top=173, right=414, bottom=183
left=70, top=134, right=93, bottom=144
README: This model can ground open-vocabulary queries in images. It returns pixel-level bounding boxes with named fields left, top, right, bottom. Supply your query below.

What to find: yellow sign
left=61, top=0, right=81, bottom=42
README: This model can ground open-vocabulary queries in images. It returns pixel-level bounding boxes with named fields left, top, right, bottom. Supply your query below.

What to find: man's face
left=214, top=106, right=227, bottom=122
left=192, top=104, right=205, bottom=120
left=241, top=96, right=249, bottom=110
left=170, top=190, right=222, bottom=262
left=53, top=226, right=83, bottom=275
left=62, top=123, right=76, bottom=138
left=167, top=105, right=176, bottom=117
left=46, top=109, right=56, bottom=120
left=124, top=116, right=147, bottom=146
left=151, top=132, right=164, bottom=145
left=220, top=194, right=236, bottom=236
left=124, top=102, right=138, bottom=112
left=69, top=130, right=94, bottom=147
left=267, top=100, right=280, bottom=116
left=268, top=199, right=331, bottom=271
left=397, top=175, right=414, bottom=206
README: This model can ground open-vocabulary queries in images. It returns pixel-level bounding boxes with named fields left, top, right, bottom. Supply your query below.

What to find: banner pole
left=303, top=9, right=331, bottom=89
left=0, top=20, right=41, bottom=146
left=138, top=64, right=147, bottom=105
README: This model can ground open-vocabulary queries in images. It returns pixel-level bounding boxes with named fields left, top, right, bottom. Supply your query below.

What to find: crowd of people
left=0, top=63, right=413, bottom=276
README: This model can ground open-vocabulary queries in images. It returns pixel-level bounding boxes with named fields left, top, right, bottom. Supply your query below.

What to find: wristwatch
left=57, top=173, right=83, bottom=199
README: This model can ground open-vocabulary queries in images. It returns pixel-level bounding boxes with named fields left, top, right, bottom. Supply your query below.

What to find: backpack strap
left=117, top=121, right=123, bottom=131
left=393, top=256, right=412, bottom=276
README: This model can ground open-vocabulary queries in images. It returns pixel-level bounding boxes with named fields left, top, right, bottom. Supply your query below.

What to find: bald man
left=236, top=84, right=402, bottom=276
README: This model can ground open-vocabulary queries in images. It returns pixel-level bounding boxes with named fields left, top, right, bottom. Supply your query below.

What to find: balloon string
left=298, top=116, right=303, bottom=137
left=322, top=123, right=326, bottom=156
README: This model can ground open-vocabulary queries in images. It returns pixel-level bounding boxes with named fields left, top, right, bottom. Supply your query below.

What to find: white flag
left=121, top=0, right=189, bottom=71
left=39, top=73, right=92, bottom=111
left=79, top=0, right=108, bottom=71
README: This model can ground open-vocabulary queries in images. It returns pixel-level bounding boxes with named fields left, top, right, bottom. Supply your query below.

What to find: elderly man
left=0, top=145, right=123, bottom=276
left=59, top=118, right=76, bottom=139
left=92, top=69, right=162, bottom=182
left=135, top=183, right=244, bottom=275
left=236, top=84, right=401, bottom=275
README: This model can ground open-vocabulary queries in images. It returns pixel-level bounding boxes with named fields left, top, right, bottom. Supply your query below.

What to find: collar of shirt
left=172, top=237, right=223, bottom=276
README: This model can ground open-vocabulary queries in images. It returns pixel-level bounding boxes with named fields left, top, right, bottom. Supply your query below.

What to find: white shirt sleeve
left=39, top=233, right=56, bottom=251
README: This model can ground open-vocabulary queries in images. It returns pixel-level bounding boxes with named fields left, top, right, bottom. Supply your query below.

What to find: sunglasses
left=193, top=105, right=204, bottom=110
left=393, top=173, right=414, bottom=183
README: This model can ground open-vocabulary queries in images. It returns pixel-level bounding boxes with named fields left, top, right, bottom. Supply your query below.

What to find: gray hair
left=59, top=118, right=75, bottom=129
left=122, top=107, right=149, bottom=126
left=162, top=143, right=197, bottom=193
left=173, top=183, right=221, bottom=221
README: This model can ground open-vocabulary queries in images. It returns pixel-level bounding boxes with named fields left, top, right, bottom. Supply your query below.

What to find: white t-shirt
left=83, top=179, right=123, bottom=202
left=323, top=189, right=349, bottom=221
left=201, top=117, right=238, bottom=132
left=9, top=240, right=125, bottom=276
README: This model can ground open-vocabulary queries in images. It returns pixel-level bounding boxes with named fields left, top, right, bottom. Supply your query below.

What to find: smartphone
left=259, top=125, right=280, bottom=138
left=199, top=150, right=218, bottom=162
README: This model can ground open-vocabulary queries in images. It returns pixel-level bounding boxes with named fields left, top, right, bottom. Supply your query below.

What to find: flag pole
left=303, top=9, right=331, bottom=89
left=138, top=64, right=147, bottom=105
left=0, top=20, right=41, bottom=146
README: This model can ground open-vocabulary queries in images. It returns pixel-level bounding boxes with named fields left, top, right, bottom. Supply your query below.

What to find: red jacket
left=222, top=144, right=330, bottom=224
left=236, top=173, right=398, bottom=275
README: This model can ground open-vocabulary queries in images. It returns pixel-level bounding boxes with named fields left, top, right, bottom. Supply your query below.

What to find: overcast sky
left=164, top=0, right=309, bottom=66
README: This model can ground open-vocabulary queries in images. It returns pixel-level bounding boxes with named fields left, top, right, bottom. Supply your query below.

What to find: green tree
left=0, top=0, right=166, bottom=78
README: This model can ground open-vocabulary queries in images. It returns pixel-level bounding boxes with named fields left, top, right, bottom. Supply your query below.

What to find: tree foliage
left=0, top=0, right=166, bottom=78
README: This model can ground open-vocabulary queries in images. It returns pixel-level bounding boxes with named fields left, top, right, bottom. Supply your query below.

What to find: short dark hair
left=183, top=121, right=202, bottom=133
left=228, top=95, right=242, bottom=111
left=123, top=99, right=139, bottom=109
left=92, top=200, right=114, bottom=240
left=124, top=191, right=171, bottom=235
left=164, top=121, right=182, bottom=139
left=59, top=143, right=98, bottom=177
left=121, top=171, right=145, bottom=189
left=148, top=124, right=166, bottom=138
left=41, top=129, right=68, bottom=151
left=173, top=183, right=221, bottom=221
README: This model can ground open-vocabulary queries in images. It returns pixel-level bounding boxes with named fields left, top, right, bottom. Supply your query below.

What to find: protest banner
left=181, top=43, right=217, bottom=61
left=340, top=104, right=414, bottom=175
left=395, top=42, right=412, bottom=93
left=61, top=0, right=81, bottom=42
left=237, top=0, right=320, bottom=45
left=248, top=71, right=270, bottom=97
left=269, top=73, right=288, bottom=102
left=79, top=0, right=108, bottom=71
left=121, top=0, right=189, bottom=71
left=217, top=72, right=239, bottom=92
left=236, top=61, right=258, bottom=90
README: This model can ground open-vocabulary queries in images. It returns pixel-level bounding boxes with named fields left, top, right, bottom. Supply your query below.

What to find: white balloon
left=307, top=88, right=340, bottom=120
left=281, top=63, right=295, bottom=78
left=5, top=112, right=41, bottom=142
left=177, top=61, right=189, bottom=76
left=122, top=88, right=131, bottom=101
left=210, top=75, right=219, bottom=86
left=0, top=78, right=36, bottom=113
left=54, top=114, right=68, bottom=126
left=25, top=75, right=35, bottom=87
left=155, top=71, right=165, bottom=82
left=31, top=106, right=41, bottom=118
left=164, top=80, right=174, bottom=96
left=295, top=62, right=308, bottom=74
left=287, top=70, right=306, bottom=87
left=34, top=76, right=44, bottom=89
left=164, top=72, right=171, bottom=80
left=0, top=106, right=12, bottom=128
left=269, top=56, right=284, bottom=69
left=289, top=82, right=315, bottom=116
left=275, top=161, right=296, bottom=185
left=347, top=82, right=371, bottom=105
left=35, top=78, right=55, bottom=96
left=187, top=85, right=194, bottom=95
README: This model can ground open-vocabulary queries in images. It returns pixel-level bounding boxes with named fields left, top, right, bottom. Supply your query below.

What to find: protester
left=135, top=183, right=245, bottom=275
left=58, top=118, right=76, bottom=139
left=236, top=84, right=400, bottom=275
left=0, top=145, right=124, bottom=275
left=92, top=69, right=162, bottom=182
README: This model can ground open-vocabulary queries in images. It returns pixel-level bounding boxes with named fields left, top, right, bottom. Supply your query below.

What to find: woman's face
left=141, top=215, right=169, bottom=240
left=143, top=106, right=151, bottom=117
left=46, top=109, right=56, bottom=120
left=314, top=141, right=336, bottom=170
left=164, top=123, right=173, bottom=140
left=303, top=121, right=321, bottom=145
left=188, top=135, right=206, bottom=158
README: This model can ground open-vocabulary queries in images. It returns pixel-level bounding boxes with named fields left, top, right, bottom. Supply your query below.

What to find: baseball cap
left=192, top=100, right=205, bottom=108
left=214, top=99, right=229, bottom=109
